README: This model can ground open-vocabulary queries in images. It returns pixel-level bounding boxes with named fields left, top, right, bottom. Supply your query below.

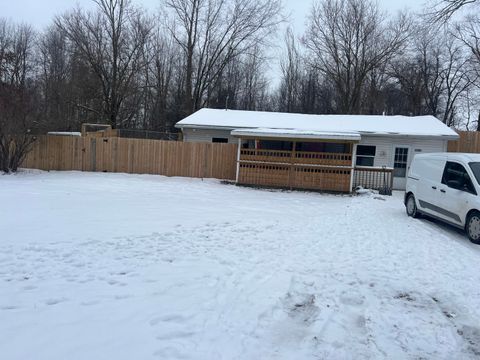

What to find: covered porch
left=231, top=128, right=393, bottom=193
left=232, top=129, right=357, bottom=193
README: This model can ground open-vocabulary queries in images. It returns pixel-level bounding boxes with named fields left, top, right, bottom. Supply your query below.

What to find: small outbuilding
left=175, top=109, right=459, bottom=192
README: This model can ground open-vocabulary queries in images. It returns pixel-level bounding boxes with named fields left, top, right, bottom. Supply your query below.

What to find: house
left=175, top=108, right=459, bottom=192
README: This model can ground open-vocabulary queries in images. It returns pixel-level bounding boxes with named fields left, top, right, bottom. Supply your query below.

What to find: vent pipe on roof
left=225, top=95, right=229, bottom=111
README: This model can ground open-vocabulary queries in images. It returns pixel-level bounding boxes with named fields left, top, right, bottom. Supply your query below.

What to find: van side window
left=441, top=162, right=476, bottom=194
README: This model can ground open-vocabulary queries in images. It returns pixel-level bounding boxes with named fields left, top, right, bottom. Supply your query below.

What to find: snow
left=231, top=128, right=361, bottom=141
left=176, top=108, right=459, bottom=138
left=47, top=132, right=82, bottom=136
left=1, top=170, right=480, bottom=359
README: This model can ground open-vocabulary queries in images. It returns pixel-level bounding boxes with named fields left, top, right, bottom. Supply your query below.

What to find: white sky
left=1, top=0, right=424, bottom=30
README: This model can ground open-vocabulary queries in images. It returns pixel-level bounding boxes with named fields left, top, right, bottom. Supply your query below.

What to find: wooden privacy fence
left=22, top=135, right=394, bottom=193
left=448, top=131, right=480, bottom=153
left=22, top=135, right=238, bottom=180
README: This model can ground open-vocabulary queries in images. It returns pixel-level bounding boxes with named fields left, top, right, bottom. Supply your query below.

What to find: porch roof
left=230, top=128, right=361, bottom=141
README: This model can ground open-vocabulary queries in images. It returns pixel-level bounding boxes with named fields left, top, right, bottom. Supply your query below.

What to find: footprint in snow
left=457, top=325, right=480, bottom=356
left=22, top=285, right=37, bottom=291
left=149, top=314, right=190, bottom=326
left=340, top=293, right=365, bottom=306
left=156, top=331, right=196, bottom=340
left=153, top=346, right=187, bottom=359
left=45, top=298, right=68, bottom=306
left=80, top=300, right=100, bottom=306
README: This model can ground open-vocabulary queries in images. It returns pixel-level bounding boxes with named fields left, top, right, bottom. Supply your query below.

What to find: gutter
left=176, top=124, right=459, bottom=141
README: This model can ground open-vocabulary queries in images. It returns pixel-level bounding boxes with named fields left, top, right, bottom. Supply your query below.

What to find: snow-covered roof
left=231, top=128, right=361, bottom=141
left=47, top=131, right=82, bottom=137
left=176, top=108, right=459, bottom=139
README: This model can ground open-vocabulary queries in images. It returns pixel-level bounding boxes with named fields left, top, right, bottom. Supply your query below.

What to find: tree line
left=1, top=0, right=480, bottom=171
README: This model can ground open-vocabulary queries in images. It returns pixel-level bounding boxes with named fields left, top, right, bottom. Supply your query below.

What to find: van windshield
left=469, top=162, right=480, bottom=185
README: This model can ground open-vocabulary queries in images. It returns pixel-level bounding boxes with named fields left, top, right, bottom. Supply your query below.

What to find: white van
left=405, top=153, right=480, bottom=243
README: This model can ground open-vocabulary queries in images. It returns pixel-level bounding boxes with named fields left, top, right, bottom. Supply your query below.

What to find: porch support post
left=289, top=141, right=296, bottom=190
left=350, top=142, right=357, bottom=193
left=235, top=137, right=241, bottom=183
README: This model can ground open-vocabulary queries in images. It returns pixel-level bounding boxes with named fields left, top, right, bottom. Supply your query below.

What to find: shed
left=175, top=108, right=459, bottom=192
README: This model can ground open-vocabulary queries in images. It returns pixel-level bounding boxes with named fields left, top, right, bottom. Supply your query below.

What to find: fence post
left=90, top=138, right=96, bottom=172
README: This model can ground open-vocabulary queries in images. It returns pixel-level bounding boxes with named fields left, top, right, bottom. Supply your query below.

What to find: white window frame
left=355, top=144, right=376, bottom=167
left=391, top=145, right=411, bottom=178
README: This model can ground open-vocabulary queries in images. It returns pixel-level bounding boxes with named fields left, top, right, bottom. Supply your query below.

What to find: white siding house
left=357, top=137, right=449, bottom=189
left=176, top=108, right=458, bottom=190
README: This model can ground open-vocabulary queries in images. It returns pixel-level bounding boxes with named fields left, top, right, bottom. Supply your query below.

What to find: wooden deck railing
left=238, top=148, right=354, bottom=192
left=353, top=166, right=393, bottom=193
left=240, top=149, right=292, bottom=163
left=238, top=162, right=352, bottom=192
left=240, top=149, right=351, bottom=166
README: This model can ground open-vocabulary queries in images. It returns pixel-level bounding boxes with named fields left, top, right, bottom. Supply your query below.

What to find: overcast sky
left=1, top=0, right=424, bottom=31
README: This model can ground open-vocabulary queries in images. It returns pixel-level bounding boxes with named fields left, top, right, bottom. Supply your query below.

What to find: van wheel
left=466, top=211, right=480, bottom=244
left=406, top=194, right=419, bottom=218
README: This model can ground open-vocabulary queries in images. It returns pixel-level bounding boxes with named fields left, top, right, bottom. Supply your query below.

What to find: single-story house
left=175, top=108, right=459, bottom=192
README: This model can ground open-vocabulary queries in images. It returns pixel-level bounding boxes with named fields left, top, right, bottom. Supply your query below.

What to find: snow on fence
left=448, top=131, right=480, bottom=153
left=22, top=135, right=238, bottom=180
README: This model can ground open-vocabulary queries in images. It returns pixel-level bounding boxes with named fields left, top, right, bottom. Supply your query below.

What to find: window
left=356, top=145, right=376, bottom=167
left=469, top=162, right=480, bottom=185
left=258, top=140, right=293, bottom=151
left=296, top=142, right=350, bottom=153
left=242, top=140, right=255, bottom=149
left=212, top=137, right=228, bottom=143
left=442, top=161, right=476, bottom=194
left=393, top=147, right=409, bottom=177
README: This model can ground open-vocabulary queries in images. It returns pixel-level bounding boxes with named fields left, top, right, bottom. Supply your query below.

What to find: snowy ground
left=1, top=171, right=480, bottom=360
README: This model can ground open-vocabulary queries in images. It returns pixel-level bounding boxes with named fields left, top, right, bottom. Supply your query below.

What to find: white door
left=393, top=146, right=410, bottom=190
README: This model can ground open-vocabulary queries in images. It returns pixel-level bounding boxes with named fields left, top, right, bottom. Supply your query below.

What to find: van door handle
left=432, top=186, right=437, bottom=190
left=440, top=189, right=446, bottom=193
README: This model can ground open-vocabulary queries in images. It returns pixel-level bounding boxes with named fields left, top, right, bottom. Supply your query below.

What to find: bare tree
left=440, top=34, right=477, bottom=126
left=138, top=26, right=184, bottom=132
left=165, top=0, right=282, bottom=116
left=55, top=0, right=153, bottom=128
left=278, top=28, right=302, bottom=113
left=304, top=0, right=411, bottom=114
left=429, top=0, right=478, bottom=23
left=454, top=15, right=480, bottom=69
left=0, top=21, right=38, bottom=172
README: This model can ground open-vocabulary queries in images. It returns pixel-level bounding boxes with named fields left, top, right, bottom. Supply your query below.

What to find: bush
left=0, top=134, right=36, bottom=173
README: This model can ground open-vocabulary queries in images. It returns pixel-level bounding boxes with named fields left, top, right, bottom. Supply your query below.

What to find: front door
left=393, top=146, right=409, bottom=190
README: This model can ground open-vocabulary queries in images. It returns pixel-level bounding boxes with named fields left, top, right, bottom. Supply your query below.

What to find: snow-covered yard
left=1, top=171, right=480, bottom=360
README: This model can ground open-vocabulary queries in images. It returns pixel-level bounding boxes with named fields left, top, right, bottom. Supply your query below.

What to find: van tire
left=466, top=211, right=480, bottom=244
left=406, top=194, right=419, bottom=218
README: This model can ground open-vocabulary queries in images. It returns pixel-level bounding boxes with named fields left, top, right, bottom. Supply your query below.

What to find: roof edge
left=177, top=124, right=459, bottom=139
